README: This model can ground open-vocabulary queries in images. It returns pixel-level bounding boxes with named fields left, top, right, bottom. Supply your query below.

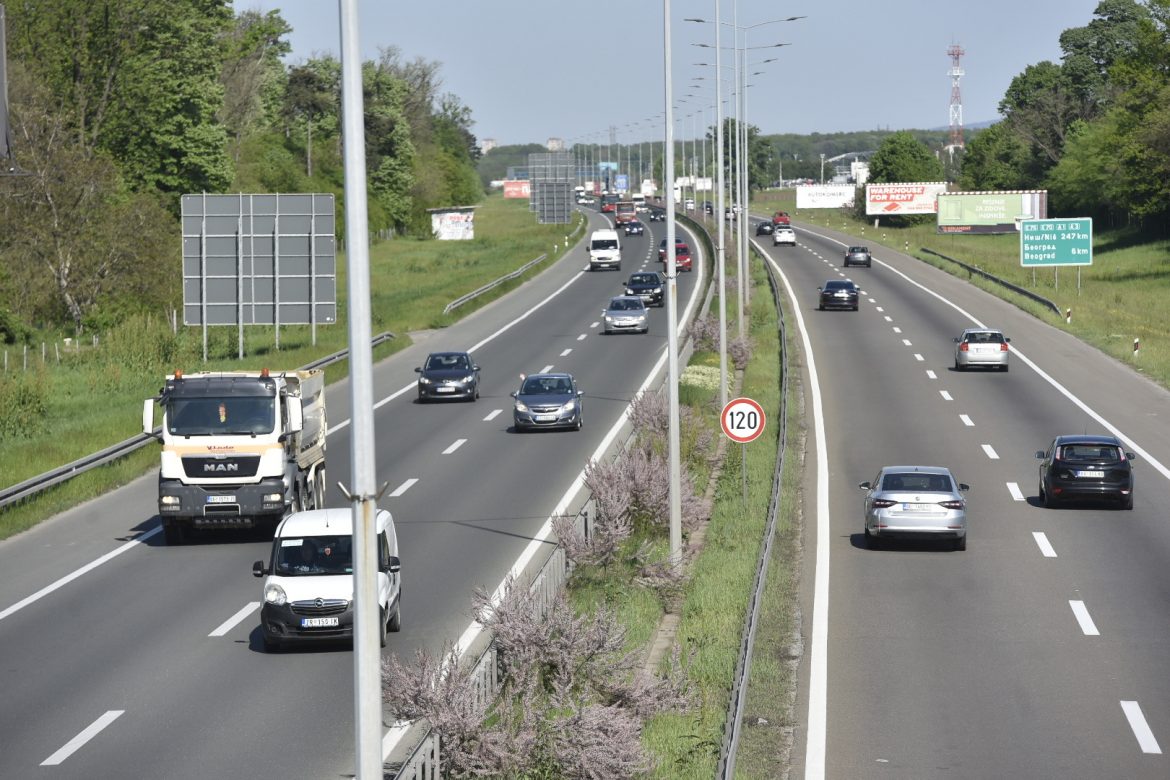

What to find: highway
left=0, top=206, right=704, bottom=779
left=759, top=218, right=1170, bottom=778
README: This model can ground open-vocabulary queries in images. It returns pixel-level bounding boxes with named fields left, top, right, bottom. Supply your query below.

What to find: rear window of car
left=882, top=473, right=953, bottom=492
left=824, top=281, right=854, bottom=291
left=965, top=331, right=1004, bottom=344
left=1059, top=444, right=1122, bottom=462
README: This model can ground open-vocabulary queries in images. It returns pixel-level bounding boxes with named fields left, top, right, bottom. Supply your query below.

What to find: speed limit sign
left=720, top=397, right=766, bottom=443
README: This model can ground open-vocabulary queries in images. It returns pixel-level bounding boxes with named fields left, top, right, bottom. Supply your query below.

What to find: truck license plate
left=301, top=617, right=339, bottom=628
left=206, top=495, right=237, bottom=504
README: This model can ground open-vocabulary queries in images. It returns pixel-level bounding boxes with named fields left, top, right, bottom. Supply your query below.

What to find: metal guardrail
left=716, top=241, right=789, bottom=777
left=920, top=247, right=1061, bottom=317
left=0, top=331, right=396, bottom=512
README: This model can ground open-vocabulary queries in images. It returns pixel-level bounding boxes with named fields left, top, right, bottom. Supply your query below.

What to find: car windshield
left=609, top=298, right=643, bottom=311
left=274, top=535, right=354, bottom=576
left=592, top=239, right=618, bottom=250
left=425, top=354, right=469, bottom=371
left=521, top=377, right=572, bottom=395
left=630, top=274, right=657, bottom=284
left=1059, top=444, right=1122, bottom=462
left=881, top=473, right=954, bottom=492
left=964, top=331, right=1004, bottom=344
left=167, top=396, right=275, bottom=436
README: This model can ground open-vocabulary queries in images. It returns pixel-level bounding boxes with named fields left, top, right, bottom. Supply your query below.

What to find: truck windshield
left=167, top=397, right=276, bottom=436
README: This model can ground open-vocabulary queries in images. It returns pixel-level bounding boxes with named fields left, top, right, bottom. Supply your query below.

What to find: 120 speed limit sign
left=720, top=397, right=766, bottom=443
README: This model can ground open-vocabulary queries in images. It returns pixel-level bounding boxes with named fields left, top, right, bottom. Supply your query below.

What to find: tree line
left=0, top=1, right=483, bottom=340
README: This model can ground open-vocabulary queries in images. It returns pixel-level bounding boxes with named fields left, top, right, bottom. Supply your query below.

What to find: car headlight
left=460, top=375, right=474, bottom=383
left=559, top=400, right=577, bottom=413
left=605, top=315, right=616, bottom=323
left=264, top=583, right=287, bottom=606
left=514, top=401, right=529, bottom=413
left=418, top=376, right=432, bottom=385
left=626, top=288, right=635, bottom=294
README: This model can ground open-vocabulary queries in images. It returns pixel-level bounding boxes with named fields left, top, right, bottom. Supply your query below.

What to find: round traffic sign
left=720, top=397, right=766, bottom=443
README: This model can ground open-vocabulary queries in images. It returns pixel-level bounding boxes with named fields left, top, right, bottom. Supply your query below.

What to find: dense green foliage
left=0, top=2, right=483, bottom=338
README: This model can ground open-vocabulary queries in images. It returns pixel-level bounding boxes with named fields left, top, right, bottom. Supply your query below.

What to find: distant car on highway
left=624, top=219, right=645, bottom=236
left=771, top=211, right=791, bottom=225
left=773, top=225, right=796, bottom=246
left=953, top=328, right=1010, bottom=372
left=658, top=238, right=693, bottom=272
left=817, top=279, right=859, bottom=311
left=859, top=466, right=969, bottom=550
left=1037, top=434, right=1135, bottom=509
left=414, top=351, right=480, bottom=402
left=755, top=221, right=774, bottom=236
left=511, top=373, right=583, bottom=432
left=648, top=210, right=665, bottom=222
left=843, top=246, right=872, bottom=268
left=684, top=198, right=695, bottom=210
left=602, top=295, right=649, bottom=334
left=625, top=271, right=664, bottom=307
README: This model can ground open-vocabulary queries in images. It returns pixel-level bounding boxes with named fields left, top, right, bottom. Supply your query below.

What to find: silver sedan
left=859, top=466, right=969, bottom=550
left=953, top=328, right=1010, bottom=371
left=602, top=295, right=648, bottom=334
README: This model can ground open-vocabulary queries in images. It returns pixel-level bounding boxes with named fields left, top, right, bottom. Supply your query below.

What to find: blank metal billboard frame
left=181, top=193, right=337, bottom=360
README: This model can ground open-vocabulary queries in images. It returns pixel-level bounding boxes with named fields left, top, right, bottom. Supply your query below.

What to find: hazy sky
left=233, top=0, right=1105, bottom=146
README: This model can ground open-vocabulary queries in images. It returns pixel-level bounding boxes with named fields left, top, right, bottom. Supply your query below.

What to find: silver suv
left=844, top=246, right=872, bottom=268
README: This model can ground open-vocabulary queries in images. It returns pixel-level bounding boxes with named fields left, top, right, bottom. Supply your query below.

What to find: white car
left=253, top=507, right=401, bottom=651
left=772, top=226, right=796, bottom=246
left=684, top=198, right=695, bottom=210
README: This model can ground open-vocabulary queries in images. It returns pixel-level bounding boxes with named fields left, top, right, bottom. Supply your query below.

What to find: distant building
left=547, top=137, right=564, bottom=151
left=481, top=138, right=497, bottom=154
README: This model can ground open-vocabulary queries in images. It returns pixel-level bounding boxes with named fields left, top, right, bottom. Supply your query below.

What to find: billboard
left=430, top=207, right=475, bottom=240
left=503, top=180, right=530, bottom=199
left=937, top=191, right=1048, bottom=234
left=796, top=184, right=856, bottom=209
left=865, top=182, right=948, bottom=215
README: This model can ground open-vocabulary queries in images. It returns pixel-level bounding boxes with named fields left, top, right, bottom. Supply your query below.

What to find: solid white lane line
left=960, top=414, right=974, bottom=427
left=1121, top=701, right=1163, bottom=754
left=442, top=439, right=467, bottom=455
left=940, top=390, right=953, bottom=401
left=1069, top=600, right=1100, bottom=636
left=389, top=478, right=418, bottom=497
left=0, top=527, right=161, bottom=623
left=483, top=409, right=502, bottom=422
left=901, top=339, right=912, bottom=346
left=209, top=602, right=261, bottom=637
left=926, top=370, right=937, bottom=379
left=540, top=364, right=554, bottom=373
left=1032, top=531, right=1056, bottom=557
left=1007, top=482, right=1025, bottom=500
left=982, top=444, right=1000, bottom=459
left=577, top=334, right=587, bottom=341
left=913, top=354, right=924, bottom=362
left=41, top=710, right=125, bottom=766
left=560, top=348, right=572, bottom=357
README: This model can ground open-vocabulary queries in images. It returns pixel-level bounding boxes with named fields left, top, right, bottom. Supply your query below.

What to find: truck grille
left=182, top=456, right=261, bottom=478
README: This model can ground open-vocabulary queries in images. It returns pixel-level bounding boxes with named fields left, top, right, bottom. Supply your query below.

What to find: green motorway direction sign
left=1020, top=218, right=1093, bottom=267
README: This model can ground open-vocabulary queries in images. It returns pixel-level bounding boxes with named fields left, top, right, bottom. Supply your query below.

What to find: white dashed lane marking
left=1070, top=600, right=1100, bottom=636
left=540, top=364, right=554, bottom=373
left=1032, top=531, right=1056, bottom=557
left=1121, top=701, right=1163, bottom=754
left=940, top=391, right=953, bottom=401
left=389, top=478, right=418, bottom=497
left=209, top=602, right=261, bottom=637
left=483, top=409, right=502, bottom=422
left=982, top=444, right=1000, bottom=459
left=1006, top=482, right=1024, bottom=500
left=926, top=370, right=937, bottom=379
left=560, top=348, right=572, bottom=356
left=443, top=439, right=467, bottom=455
left=42, top=711, right=125, bottom=766
left=913, top=354, right=924, bottom=362
left=901, top=339, right=912, bottom=347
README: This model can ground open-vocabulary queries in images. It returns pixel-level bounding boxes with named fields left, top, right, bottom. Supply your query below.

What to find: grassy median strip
left=0, top=195, right=584, bottom=539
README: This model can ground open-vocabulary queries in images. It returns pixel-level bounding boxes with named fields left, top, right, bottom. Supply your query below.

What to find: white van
left=588, top=228, right=622, bottom=271
left=252, top=507, right=401, bottom=652
left=631, top=193, right=647, bottom=212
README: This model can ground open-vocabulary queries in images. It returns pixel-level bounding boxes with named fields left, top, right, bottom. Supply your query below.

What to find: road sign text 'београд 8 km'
left=1019, top=218, right=1093, bottom=267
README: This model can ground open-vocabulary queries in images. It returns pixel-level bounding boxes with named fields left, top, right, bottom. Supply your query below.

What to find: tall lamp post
left=662, top=0, right=683, bottom=567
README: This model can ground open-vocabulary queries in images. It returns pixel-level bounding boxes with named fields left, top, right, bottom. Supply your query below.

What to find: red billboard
left=503, top=180, right=531, bottom=199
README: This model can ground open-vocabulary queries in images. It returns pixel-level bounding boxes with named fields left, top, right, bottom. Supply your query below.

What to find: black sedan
left=624, top=220, right=645, bottom=236
left=1037, top=434, right=1136, bottom=509
left=511, top=373, right=583, bottom=431
left=624, top=271, right=664, bottom=307
left=415, top=351, right=480, bottom=401
left=817, top=280, right=860, bottom=311
left=648, top=210, right=665, bottom=222
left=755, top=221, right=774, bottom=236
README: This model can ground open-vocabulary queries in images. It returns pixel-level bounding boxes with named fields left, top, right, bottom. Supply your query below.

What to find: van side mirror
left=385, top=555, right=401, bottom=574
left=252, top=560, right=267, bottom=578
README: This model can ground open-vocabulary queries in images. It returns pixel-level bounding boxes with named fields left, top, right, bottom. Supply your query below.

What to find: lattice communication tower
left=947, top=44, right=965, bottom=149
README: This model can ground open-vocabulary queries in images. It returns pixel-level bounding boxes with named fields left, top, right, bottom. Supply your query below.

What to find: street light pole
left=663, top=0, right=683, bottom=567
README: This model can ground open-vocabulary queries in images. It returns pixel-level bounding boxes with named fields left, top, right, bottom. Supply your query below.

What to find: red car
left=772, top=211, right=791, bottom=225
left=658, top=238, right=693, bottom=272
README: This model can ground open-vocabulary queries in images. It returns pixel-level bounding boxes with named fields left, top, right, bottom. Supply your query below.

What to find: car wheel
left=1122, top=493, right=1134, bottom=510
left=864, top=526, right=879, bottom=550
left=1001, top=364, right=1009, bottom=373
left=954, top=535, right=967, bottom=551
left=575, top=414, right=583, bottom=431
left=818, top=303, right=825, bottom=311
left=852, top=305, right=859, bottom=311
left=388, top=591, right=402, bottom=632
left=1041, top=482, right=1058, bottom=508
left=379, top=608, right=387, bottom=648
left=865, top=262, right=872, bottom=268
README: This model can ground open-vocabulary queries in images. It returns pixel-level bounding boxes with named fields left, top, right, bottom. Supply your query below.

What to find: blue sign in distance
left=614, top=174, right=629, bottom=193
left=1020, top=218, right=1093, bottom=267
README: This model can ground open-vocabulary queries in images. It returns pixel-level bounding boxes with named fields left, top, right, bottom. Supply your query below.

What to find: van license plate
left=206, top=495, right=236, bottom=504
left=301, top=617, right=339, bottom=628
